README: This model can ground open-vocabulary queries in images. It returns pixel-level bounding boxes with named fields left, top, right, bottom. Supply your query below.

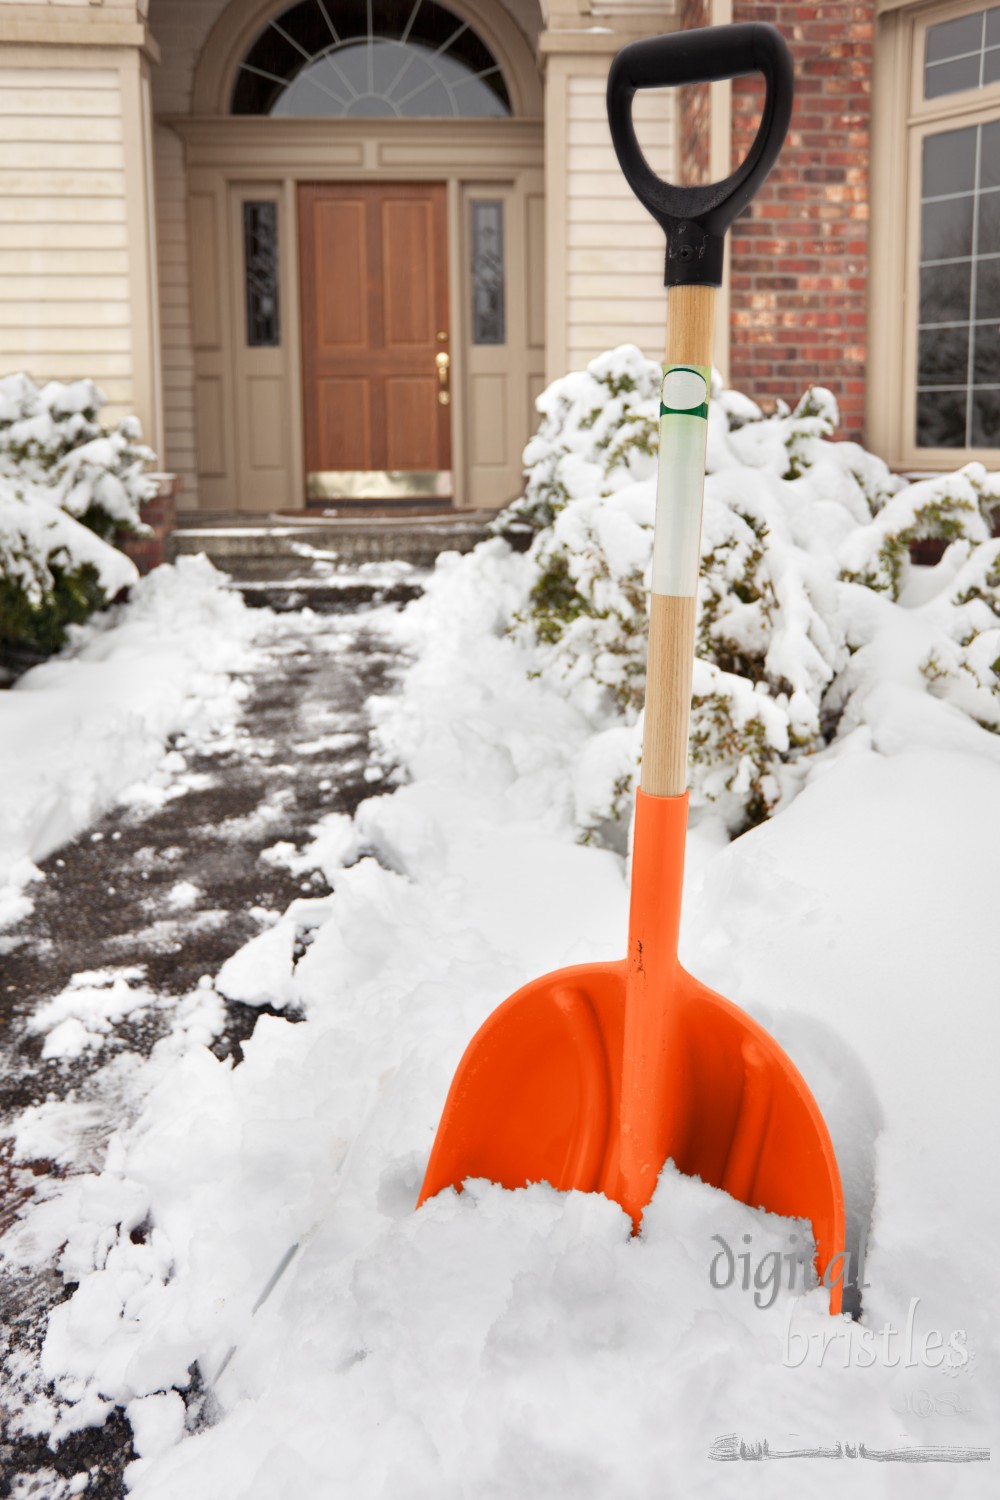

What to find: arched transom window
left=232, top=0, right=512, bottom=118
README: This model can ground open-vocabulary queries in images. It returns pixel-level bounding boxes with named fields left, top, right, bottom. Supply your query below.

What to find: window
left=917, top=120, right=1000, bottom=445
left=232, top=0, right=511, bottom=119
left=470, top=200, right=505, bottom=345
left=243, top=201, right=280, bottom=348
left=915, top=6, right=1000, bottom=452
left=878, top=0, right=1000, bottom=462
left=924, top=6, right=1000, bottom=97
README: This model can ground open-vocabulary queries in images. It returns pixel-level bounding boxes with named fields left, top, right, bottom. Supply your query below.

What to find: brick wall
left=119, top=474, right=179, bottom=575
left=728, top=1, right=874, bottom=439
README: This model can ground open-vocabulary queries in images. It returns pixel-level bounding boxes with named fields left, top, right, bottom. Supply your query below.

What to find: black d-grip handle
left=607, top=23, right=794, bottom=287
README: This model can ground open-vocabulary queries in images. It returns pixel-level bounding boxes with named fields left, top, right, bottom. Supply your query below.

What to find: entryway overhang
left=159, top=0, right=545, bottom=515
left=168, top=114, right=544, bottom=513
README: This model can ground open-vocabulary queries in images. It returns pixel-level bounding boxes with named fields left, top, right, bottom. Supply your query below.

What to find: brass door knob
left=435, top=349, right=451, bottom=405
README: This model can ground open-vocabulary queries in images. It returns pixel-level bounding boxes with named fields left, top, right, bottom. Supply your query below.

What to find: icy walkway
left=0, top=580, right=413, bottom=1496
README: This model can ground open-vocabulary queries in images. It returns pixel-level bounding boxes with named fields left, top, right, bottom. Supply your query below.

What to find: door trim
left=178, top=118, right=543, bottom=511
left=298, top=180, right=452, bottom=503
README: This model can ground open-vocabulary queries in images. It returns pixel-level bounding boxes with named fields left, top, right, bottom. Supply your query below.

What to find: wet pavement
left=0, top=580, right=417, bottom=1498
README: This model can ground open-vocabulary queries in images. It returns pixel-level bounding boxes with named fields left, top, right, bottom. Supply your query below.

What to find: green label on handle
left=652, top=364, right=711, bottom=598
left=660, top=365, right=710, bottom=419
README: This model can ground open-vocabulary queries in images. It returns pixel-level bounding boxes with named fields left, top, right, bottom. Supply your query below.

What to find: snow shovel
left=417, top=23, right=845, bottom=1312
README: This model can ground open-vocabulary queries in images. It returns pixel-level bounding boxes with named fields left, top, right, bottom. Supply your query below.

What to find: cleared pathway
left=0, top=572, right=419, bottom=1498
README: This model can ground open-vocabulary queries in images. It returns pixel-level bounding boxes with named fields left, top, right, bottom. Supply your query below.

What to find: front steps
left=169, top=510, right=497, bottom=611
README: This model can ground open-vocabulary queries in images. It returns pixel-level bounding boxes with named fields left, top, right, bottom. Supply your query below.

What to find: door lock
left=435, top=350, right=451, bottom=406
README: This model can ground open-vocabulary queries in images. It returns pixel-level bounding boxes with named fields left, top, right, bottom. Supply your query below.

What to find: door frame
left=173, top=116, right=544, bottom=512
left=297, top=179, right=453, bottom=502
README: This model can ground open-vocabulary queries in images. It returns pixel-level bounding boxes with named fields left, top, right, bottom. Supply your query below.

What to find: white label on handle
left=651, top=364, right=710, bottom=598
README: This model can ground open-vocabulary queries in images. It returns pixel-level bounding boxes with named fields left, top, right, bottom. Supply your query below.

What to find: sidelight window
left=470, top=200, right=505, bottom=345
left=243, top=201, right=280, bottom=349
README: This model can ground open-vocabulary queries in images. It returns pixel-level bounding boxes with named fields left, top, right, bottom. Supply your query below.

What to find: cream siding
left=0, top=62, right=135, bottom=424
left=565, top=73, right=674, bottom=369
left=149, top=0, right=230, bottom=506
left=154, top=122, right=198, bottom=501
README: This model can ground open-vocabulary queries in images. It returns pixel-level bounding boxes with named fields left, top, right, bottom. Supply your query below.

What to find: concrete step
left=170, top=512, right=494, bottom=569
left=232, top=574, right=426, bottom=613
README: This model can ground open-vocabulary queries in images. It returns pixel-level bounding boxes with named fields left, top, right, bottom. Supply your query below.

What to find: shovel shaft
left=640, top=284, right=717, bottom=797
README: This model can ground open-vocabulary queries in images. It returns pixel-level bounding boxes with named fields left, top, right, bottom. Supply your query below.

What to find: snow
left=28, top=967, right=158, bottom=1060
left=2, top=546, right=996, bottom=1494
left=0, top=485, right=137, bottom=611
left=2, top=357, right=998, bottom=1493
left=503, top=351, right=1000, bottom=833
left=0, top=556, right=263, bottom=927
left=164, top=881, right=202, bottom=911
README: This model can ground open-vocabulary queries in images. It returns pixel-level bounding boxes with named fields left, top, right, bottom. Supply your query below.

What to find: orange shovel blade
left=416, top=960, right=844, bottom=1312
left=417, top=792, right=845, bottom=1312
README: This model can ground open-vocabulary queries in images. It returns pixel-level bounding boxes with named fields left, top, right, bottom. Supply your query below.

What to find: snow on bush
left=0, top=373, right=158, bottom=653
left=495, top=347, right=1000, bottom=834
left=0, top=372, right=156, bottom=536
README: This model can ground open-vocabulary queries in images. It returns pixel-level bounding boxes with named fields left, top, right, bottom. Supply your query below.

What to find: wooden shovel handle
left=640, top=284, right=717, bottom=797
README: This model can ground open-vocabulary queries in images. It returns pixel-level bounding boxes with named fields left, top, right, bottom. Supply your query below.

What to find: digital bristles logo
left=708, top=1229, right=972, bottom=1371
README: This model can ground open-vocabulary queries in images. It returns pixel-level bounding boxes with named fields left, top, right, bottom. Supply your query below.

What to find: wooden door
left=298, top=182, right=451, bottom=502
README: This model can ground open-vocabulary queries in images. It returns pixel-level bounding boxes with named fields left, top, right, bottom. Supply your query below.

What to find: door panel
left=248, top=376, right=286, bottom=469
left=317, top=376, right=372, bottom=470
left=316, top=199, right=368, bottom=351
left=299, top=182, right=450, bottom=500
left=385, top=375, right=440, bottom=469
left=382, top=199, right=435, bottom=347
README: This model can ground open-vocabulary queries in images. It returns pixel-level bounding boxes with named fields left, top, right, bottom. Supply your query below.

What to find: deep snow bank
left=3, top=352, right=999, bottom=1494
left=2, top=537, right=997, bottom=1497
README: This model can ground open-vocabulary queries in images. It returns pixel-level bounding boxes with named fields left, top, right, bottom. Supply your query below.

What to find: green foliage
left=527, top=552, right=591, bottom=645
left=0, top=374, right=156, bottom=664
left=491, top=347, right=662, bottom=540
left=688, top=689, right=775, bottom=830
left=0, top=559, right=105, bottom=653
left=502, top=347, right=1000, bottom=837
left=842, top=496, right=981, bottom=599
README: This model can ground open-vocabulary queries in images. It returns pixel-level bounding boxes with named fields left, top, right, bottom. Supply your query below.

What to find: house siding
left=0, top=60, right=135, bottom=426
left=564, top=71, right=674, bottom=369
left=148, top=0, right=230, bottom=506
left=154, top=122, right=198, bottom=503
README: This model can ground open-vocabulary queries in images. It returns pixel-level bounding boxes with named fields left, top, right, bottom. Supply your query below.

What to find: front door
left=298, top=182, right=451, bottom=503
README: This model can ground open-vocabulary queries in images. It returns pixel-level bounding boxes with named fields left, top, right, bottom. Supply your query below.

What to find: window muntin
left=470, top=200, right=505, bottom=345
left=924, top=5, right=1000, bottom=98
left=916, top=118, right=1000, bottom=447
left=232, top=0, right=511, bottom=118
left=243, top=201, right=280, bottom=348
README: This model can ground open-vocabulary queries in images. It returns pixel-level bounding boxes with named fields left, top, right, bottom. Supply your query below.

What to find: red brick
left=726, top=0, right=874, bottom=440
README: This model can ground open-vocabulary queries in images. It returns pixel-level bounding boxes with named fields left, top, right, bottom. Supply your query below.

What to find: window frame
left=870, top=0, right=1000, bottom=469
left=242, top=199, right=282, bottom=349
left=469, top=197, right=507, bottom=346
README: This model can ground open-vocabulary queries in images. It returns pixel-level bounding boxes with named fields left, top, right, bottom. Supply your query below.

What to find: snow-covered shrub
left=0, top=373, right=157, bottom=538
left=497, top=347, right=1000, bottom=835
left=0, top=374, right=153, bottom=653
left=0, top=487, right=137, bottom=655
left=492, top=345, right=661, bottom=538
